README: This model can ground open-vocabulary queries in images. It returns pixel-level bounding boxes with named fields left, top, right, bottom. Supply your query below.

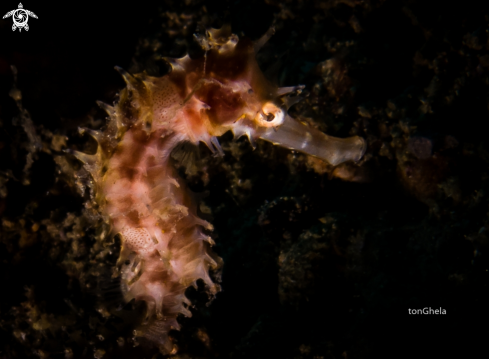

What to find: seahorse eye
left=254, top=102, right=284, bottom=128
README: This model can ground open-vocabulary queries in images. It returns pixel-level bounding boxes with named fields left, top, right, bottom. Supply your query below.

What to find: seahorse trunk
left=102, top=126, right=220, bottom=352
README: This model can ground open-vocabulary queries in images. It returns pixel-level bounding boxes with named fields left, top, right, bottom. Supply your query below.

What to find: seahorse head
left=113, top=25, right=366, bottom=165
left=181, top=25, right=366, bottom=164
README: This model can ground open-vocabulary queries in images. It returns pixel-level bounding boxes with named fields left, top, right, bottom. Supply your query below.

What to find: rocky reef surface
left=1, top=0, right=489, bottom=358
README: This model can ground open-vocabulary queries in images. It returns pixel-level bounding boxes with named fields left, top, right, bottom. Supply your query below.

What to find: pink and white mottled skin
left=74, top=26, right=366, bottom=353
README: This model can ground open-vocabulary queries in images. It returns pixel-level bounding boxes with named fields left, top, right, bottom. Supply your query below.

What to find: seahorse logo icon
left=3, top=3, right=38, bottom=32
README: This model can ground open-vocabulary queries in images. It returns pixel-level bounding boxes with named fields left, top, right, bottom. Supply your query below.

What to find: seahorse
left=73, top=26, right=366, bottom=353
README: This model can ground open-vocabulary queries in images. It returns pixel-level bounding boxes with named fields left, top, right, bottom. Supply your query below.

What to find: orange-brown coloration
left=74, top=26, right=366, bottom=353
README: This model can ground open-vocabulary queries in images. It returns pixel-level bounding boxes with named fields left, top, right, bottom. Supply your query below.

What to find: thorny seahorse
left=73, top=26, right=366, bottom=353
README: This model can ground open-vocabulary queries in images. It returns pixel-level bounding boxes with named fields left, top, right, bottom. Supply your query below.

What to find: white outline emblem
left=3, top=3, right=38, bottom=32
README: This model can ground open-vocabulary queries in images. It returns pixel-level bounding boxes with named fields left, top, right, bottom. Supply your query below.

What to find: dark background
left=1, top=0, right=489, bottom=358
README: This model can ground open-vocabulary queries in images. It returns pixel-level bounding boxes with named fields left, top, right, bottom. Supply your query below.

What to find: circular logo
left=12, top=9, right=28, bottom=28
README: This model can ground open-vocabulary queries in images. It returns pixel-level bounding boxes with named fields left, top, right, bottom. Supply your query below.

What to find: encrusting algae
left=73, top=25, right=366, bottom=353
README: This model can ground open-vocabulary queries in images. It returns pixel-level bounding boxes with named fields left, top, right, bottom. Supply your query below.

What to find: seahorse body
left=74, top=26, right=366, bottom=353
